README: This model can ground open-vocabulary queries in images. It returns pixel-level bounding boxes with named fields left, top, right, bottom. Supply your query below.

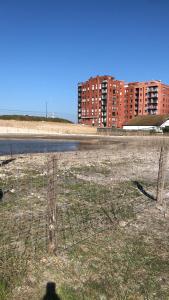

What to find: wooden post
left=156, top=145, right=168, bottom=205
left=47, top=156, right=57, bottom=254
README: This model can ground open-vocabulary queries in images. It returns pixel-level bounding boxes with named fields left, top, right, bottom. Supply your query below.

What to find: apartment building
left=78, top=75, right=125, bottom=128
left=78, top=76, right=169, bottom=128
left=123, top=80, right=169, bottom=125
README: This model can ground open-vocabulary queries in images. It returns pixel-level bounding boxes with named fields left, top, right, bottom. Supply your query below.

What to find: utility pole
left=45, top=102, right=48, bottom=119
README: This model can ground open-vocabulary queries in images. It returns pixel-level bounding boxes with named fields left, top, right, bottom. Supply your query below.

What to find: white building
left=123, top=115, right=169, bottom=132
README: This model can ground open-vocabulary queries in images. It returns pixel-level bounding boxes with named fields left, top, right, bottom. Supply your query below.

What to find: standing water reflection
left=0, top=139, right=80, bottom=155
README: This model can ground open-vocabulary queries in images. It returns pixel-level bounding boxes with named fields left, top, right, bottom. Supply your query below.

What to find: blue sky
left=0, top=0, right=169, bottom=122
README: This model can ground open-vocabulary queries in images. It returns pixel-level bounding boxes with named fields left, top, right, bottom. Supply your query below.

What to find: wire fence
left=47, top=147, right=166, bottom=253
left=0, top=140, right=169, bottom=293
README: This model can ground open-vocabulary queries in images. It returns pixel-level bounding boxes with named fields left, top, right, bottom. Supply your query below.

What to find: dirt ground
left=1, top=136, right=169, bottom=299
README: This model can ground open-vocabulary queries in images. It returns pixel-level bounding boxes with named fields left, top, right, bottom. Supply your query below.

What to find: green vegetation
left=0, top=114, right=73, bottom=123
left=162, top=126, right=169, bottom=133
left=0, top=280, right=8, bottom=300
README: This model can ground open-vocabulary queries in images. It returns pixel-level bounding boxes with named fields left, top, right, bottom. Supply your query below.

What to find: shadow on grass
left=133, top=181, right=156, bottom=201
left=42, top=282, right=61, bottom=300
left=0, top=158, right=16, bottom=167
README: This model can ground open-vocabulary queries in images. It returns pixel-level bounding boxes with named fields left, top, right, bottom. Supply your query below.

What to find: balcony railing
left=102, top=83, right=107, bottom=86
left=147, top=100, right=158, bottom=105
left=148, top=107, right=158, bottom=111
left=102, top=89, right=107, bottom=94
left=147, top=93, right=158, bottom=98
left=147, top=88, right=158, bottom=93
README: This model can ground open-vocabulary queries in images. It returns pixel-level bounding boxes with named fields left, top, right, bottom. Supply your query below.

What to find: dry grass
left=126, top=114, right=169, bottom=126
left=0, top=120, right=97, bottom=135
left=1, top=137, right=169, bottom=299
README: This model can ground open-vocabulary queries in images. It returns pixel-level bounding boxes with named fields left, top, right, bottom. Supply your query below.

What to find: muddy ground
left=1, top=136, right=169, bottom=299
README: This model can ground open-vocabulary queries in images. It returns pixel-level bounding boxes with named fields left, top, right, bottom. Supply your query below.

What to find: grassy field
left=0, top=137, right=169, bottom=299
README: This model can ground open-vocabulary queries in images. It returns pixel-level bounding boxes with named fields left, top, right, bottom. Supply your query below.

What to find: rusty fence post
left=47, top=156, right=58, bottom=254
left=156, top=145, right=168, bottom=205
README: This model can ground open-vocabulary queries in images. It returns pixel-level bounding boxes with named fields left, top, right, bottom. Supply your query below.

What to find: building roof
left=126, top=115, right=169, bottom=126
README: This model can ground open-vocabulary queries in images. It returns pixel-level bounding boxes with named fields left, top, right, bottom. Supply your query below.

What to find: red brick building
left=78, top=76, right=169, bottom=128
left=123, top=81, right=169, bottom=125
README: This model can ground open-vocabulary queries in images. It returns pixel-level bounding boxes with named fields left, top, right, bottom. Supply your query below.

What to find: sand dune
left=0, top=120, right=97, bottom=135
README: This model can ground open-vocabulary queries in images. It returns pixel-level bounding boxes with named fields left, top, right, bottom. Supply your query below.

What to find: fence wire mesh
left=0, top=153, right=48, bottom=289
left=1, top=138, right=169, bottom=298
left=46, top=140, right=169, bottom=252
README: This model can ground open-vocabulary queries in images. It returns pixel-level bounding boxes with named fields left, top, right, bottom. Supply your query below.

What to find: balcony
left=147, top=87, right=158, bottom=92
left=81, top=116, right=98, bottom=119
left=102, top=89, right=107, bottom=94
left=148, top=110, right=157, bottom=115
left=148, top=107, right=158, bottom=112
left=148, top=100, right=158, bottom=105
left=147, top=93, right=158, bottom=98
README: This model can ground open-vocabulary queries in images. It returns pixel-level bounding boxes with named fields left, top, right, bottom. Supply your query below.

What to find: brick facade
left=78, top=76, right=169, bottom=128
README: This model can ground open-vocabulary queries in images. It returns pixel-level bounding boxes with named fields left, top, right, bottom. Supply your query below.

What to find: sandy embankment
left=0, top=120, right=97, bottom=136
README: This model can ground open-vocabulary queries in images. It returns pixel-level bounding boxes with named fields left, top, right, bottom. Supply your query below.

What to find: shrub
left=162, top=126, right=169, bottom=133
